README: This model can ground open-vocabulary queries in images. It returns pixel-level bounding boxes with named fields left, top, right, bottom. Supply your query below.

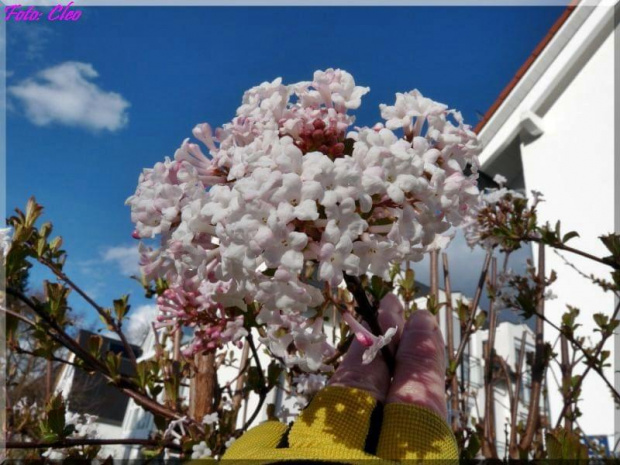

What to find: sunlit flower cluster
left=127, top=69, right=481, bottom=370
left=462, top=174, right=526, bottom=250
left=41, top=411, right=99, bottom=461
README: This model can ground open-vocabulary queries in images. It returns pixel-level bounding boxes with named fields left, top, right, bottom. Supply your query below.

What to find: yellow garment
left=218, top=386, right=458, bottom=464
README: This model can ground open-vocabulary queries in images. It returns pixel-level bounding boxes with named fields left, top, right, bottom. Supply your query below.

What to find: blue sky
left=6, top=6, right=565, bottom=334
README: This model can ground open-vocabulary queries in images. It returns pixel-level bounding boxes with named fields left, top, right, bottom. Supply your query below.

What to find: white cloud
left=9, top=61, right=130, bottom=132
left=102, top=244, right=140, bottom=276
left=8, top=23, right=55, bottom=60
left=124, top=304, right=157, bottom=345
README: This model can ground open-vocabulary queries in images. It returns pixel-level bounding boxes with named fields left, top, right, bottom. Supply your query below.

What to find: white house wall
left=520, top=18, right=615, bottom=439
left=478, top=2, right=616, bottom=442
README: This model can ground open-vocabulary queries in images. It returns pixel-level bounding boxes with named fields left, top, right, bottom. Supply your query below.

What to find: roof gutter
left=474, top=1, right=615, bottom=167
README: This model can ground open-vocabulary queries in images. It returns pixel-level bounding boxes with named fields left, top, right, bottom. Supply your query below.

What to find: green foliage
left=38, top=394, right=72, bottom=442
left=367, top=275, right=392, bottom=302
left=113, top=295, right=131, bottom=323
left=426, top=293, right=439, bottom=315
left=600, top=233, right=620, bottom=267
left=561, top=306, right=581, bottom=338
left=460, top=431, right=481, bottom=460
left=245, top=366, right=264, bottom=394
left=267, top=361, right=283, bottom=388
left=545, top=427, right=588, bottom=462
left=473, top=310, right=487, bottom=330
left=105, top=351, right=123, bottom=381
left=7, top=189, right=620, bottom=460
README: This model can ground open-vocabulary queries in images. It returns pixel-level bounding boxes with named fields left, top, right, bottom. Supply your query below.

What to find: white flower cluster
left=12, top=397, right=38, bottom=417
left=65, top=411, right=99, bottom=438
left=191, top=440, right=213, bottom=459
left=289, top=372, right=328, bottom=409
left=127, top=69, right=481, bottom=371
left=41, top=411, right=99, bottom=461
left=462, top=174, right=526, bottom=249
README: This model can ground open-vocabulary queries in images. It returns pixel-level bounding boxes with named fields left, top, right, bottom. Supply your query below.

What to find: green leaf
left=41, top=432, right=60, bottom=442
left=600, top=350, right=610, bottom=365
left=462, top=432, right=481, bottom=460
left=63, top=424, right=76, bottom=437
left=45, top=394, right=67, bottom=438
left=153, top=415, right=167, bottom=432
left=25, top=197, right=43, bottom=227
left=593, top=313, right=608, bottom=330
left=149, top=384, right=163, bottom=397
left=88, top=335, right=103, bottom=357
left=164, top=379, right=179, bottom=404
left=39, top=222, right=52, bottom=239
left=402, top=269, right=415, bottom=291
left=426, top=294, right=439, bottom=315
left=474, top=311, right=487, bottom=329
left=456, top=301, right=469, bottom=324
left=546, top=427, right=589, bottom=461
left=105, top=351, right=122, bottom=377
left=447, top=359, right=458, bottom=376
left=49, top=236, right=63, bottom=252
left=561, top=306, right=581, bottom=334
left=562, top=231, right=579, bottom=244
left=135, top=361, right=149, bottom=389
left=113, top=295, right=130, bottom=322
left=36, top=237, right=47, bottom=257
left=369, top=275, right=391, bottom=301
left=600, top=233, right=620, bottom=258
left=267, top=361, right=283, bottom=388
left=389, top=263, right=401, bottom=282
left=245, top=366, right=263, bottom=393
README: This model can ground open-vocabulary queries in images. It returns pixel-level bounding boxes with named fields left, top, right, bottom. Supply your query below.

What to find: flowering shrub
left=127, top=69, right=481, bottom=371
left=5, top=126, right=620, bottom=460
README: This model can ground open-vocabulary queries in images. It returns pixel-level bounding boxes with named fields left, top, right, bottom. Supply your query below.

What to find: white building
left=473, top=0, right=617, bottom=451
left=117, top=327, right=290, bottom=460
left=54, top=328, right=294, bottom=460
left=53, top=331, right=144, bottom=459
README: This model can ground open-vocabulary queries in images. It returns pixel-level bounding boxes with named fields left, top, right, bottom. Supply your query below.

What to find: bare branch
left=36, top=256, right=138, bottom=367
left=241, top=333, right=269, bottom=433
left=482, top=257, right=498, bottom=459
left=519, top=245, right=546, bottom=452
left=442, top=253, right=460, bottom=432
left=509, top=331, right=528, bottom=459
left=560, top=334, right=573, bottom=431
left=450, top=250, right=493, bottom=376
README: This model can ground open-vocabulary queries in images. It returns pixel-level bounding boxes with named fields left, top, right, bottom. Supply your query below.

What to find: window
left=515, top=340, right=534, bottom=407
left=69, top=330, right=142, bottom=424
left=521, top=370, right=532, bottom=406
left=461, top=343, right=470, bottom=386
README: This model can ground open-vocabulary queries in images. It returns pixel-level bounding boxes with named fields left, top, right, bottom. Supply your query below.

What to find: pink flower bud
left=313, top=119, right=326, bottom=130
left=355, top=332, right=374, bottom=348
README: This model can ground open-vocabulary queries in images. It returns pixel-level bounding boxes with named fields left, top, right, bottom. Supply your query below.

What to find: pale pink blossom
left=127, top=69, right=481, bottom=372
